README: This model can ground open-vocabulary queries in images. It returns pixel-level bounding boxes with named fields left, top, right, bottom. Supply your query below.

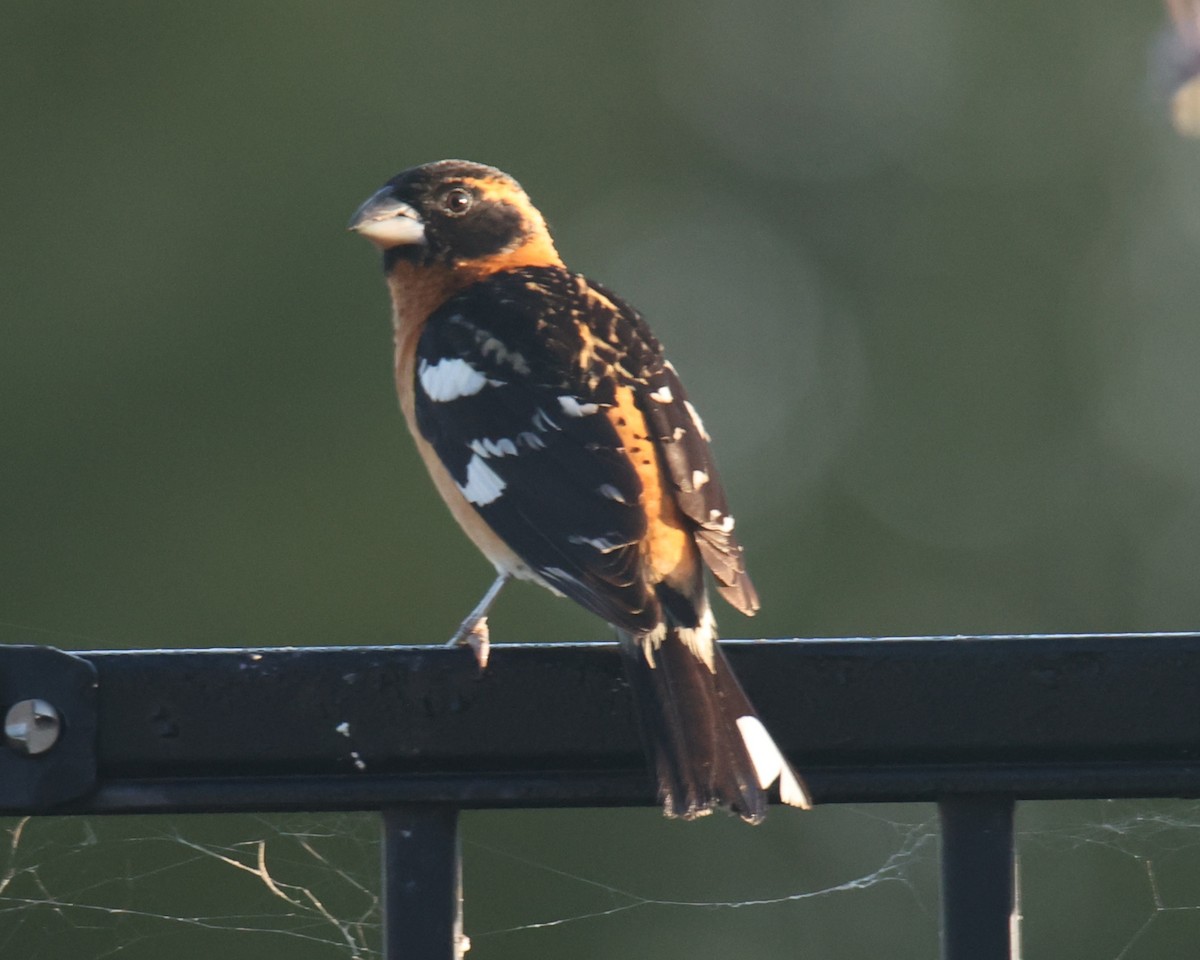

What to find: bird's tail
left=618, top=621, right=811, bottom=823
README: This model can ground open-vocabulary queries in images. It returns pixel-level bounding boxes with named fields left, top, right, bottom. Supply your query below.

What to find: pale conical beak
left=348, top=188, right=426, bottom=248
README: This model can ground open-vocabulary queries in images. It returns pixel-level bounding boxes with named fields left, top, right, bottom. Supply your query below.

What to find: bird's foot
left=446, top=616, right=490, bottom=670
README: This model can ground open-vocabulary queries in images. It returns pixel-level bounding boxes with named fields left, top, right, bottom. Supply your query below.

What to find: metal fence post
left=939, top=795, right=1018, bottom=960
left=382, top=805, right=464, bottom=960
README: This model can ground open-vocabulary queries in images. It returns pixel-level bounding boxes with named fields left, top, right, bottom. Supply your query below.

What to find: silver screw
left=5, top=699, right=62, bottom=755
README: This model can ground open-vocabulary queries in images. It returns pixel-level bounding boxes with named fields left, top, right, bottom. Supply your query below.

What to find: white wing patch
left=517, top=430, right=547, bottom=451
left=568, top=533, right=632, bottom=554
left=638, top=607, right=716, bottom=669
left=469, top=436, right=519, bottom=459
left=707, top=509, right=735, bottom=533
left=597, top=483, right=627, bottom=503
left=419, top=358, right=501, bottom=402
left=692, top=469, right=710, bottom=490
left=735, top=716, right=813, bottom=809
left=672, top=605, right=716, bottom=671
left=457, top=454, right=507, bottom=505
left=531, top=408, right=561, bottom=433
left=557, top=395, right=600, bottom=417
left=479, top=335, right=531, bottom=375
left=649, top=386, right=674, bottom=403
left=684, top=400, right=711, bottom=441
left=468, top=432, right=547, bottom=459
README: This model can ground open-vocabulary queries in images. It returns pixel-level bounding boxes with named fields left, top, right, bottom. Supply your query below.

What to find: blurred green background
left=3, top=1, right=1200, bottom=957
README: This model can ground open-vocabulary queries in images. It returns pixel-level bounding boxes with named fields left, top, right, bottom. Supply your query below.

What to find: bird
left=349, top=159, right=809, bottom=822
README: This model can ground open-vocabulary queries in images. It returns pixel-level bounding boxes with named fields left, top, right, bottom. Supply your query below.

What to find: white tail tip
left=736, top=715, right=813, bottom=810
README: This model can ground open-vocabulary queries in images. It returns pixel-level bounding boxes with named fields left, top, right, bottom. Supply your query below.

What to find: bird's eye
left=442, top=188, right=473, bottom=215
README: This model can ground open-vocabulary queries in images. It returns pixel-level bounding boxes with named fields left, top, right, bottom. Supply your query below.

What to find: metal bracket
left=0, top=645, right=97, bottom=810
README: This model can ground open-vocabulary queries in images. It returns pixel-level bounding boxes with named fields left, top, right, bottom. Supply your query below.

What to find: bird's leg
left=446, top=573, right=510, bottom=669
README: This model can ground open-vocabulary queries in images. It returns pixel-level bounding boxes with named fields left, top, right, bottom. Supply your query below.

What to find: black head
left=349, top=160, right=558, bottom=271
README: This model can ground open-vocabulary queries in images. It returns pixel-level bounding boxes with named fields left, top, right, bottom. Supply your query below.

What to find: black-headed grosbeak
left=350, top=160, right=809, bottom=822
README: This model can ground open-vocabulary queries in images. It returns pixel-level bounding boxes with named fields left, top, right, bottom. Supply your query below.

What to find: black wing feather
left=414, top=268, right=655, bottom=632
left=415, top=267, right=757, bottom=631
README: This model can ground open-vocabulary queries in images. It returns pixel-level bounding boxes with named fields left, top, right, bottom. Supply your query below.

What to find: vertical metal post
left=382, top=805, right=464, bottom=960
left=939, top=795, right=1018, bottom=960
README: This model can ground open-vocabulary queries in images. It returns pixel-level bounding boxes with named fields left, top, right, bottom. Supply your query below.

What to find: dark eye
left=443, top=187, right=473, bottom=215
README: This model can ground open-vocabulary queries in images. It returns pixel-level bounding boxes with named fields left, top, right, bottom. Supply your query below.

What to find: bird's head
left=349, top=160, right=561, bottom=277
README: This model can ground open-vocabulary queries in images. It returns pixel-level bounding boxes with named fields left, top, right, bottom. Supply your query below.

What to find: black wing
left=413, top=267, right=658, bottom=632
left=415, top=266, right=757, bottom=629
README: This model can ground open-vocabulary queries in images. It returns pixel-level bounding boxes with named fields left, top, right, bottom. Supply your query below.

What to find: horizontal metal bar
left=5, top=633, right=1200, bottom=814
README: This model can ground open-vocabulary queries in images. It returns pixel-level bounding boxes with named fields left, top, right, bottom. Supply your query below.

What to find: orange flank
left=605, top=384, right=696, bottom=587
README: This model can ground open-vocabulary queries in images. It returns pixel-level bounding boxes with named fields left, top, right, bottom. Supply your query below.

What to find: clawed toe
left=447, top=617, right=490, bottom=670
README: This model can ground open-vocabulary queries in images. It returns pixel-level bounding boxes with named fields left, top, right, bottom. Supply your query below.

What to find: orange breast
left=390, top=269, right=537, bottom=582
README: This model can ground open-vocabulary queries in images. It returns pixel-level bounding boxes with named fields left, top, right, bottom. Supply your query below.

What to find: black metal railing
left=4, top=633, right=1199, bottom=958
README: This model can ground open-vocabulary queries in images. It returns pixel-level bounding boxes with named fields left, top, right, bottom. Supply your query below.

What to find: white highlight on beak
left=735, top=715, right=812, bottom=809
left=349, top=194, right=426, bottom=248
left=354, top=213, right=425, bottom=246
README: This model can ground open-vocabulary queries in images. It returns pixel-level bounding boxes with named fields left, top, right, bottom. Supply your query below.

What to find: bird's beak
left=348, top=188, right=426, bottom=248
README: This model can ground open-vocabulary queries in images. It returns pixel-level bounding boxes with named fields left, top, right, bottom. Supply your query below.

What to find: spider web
left=0, top=806, right=939, bottom=960
left=3, top=794, right=1200, bottom=959
left=3, top=802, right=1200, bottom=958
left=1018, top=799, right=1200, bottom=960
left=0, top=813, right=381, bottom=959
